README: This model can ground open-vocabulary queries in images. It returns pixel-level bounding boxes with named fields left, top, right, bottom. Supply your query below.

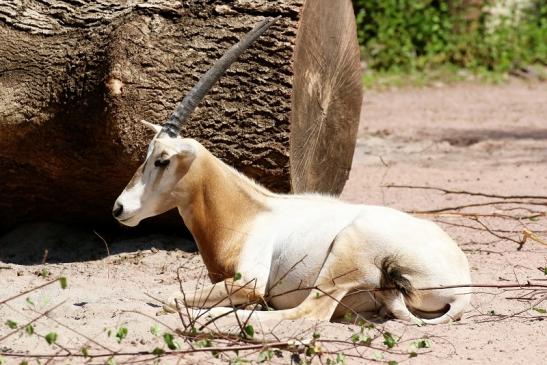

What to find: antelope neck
left=176, top=149, right=269, bottom=282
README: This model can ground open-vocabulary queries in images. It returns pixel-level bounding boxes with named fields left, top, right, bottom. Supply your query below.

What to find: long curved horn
left=160, top=16, right=281, bottom=137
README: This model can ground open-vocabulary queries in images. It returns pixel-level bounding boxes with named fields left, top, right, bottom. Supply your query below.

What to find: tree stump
left=0, top=0, right=362, bottom=230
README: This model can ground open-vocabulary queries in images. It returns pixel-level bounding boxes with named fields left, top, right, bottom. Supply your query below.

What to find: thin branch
left=0, top=340, right=297, bottom=359
left=410, top=200, right=547, bottom=214
left=0, top=301, right=65, bottom=342
left=384, top=184, right=547, bottom=200
left=0, top=277, right=64, bottom=305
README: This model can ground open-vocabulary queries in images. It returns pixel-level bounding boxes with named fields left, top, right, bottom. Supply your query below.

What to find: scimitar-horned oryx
left=113, top=17, right=472, bottom=324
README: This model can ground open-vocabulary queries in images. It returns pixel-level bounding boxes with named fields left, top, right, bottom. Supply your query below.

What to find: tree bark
left=0, top=0, right=362, bottom=230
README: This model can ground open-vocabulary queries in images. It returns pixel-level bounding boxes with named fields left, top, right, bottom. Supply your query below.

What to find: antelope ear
left=139, top=119, right=162, bottom=133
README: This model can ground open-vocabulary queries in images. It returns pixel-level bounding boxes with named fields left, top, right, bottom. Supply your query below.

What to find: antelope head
left=112, top=17, right=278, bottom=226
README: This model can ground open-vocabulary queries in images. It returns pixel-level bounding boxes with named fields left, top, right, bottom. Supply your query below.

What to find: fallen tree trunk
left=0, top=0, right=362, bottom=230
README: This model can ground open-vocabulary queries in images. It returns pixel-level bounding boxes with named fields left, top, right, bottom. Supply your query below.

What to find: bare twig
left=0, top=301, right=66, bottom=342
left=411, top=200, right=547, bottom=214
left=0, top=277, right=64, bottom=305
left=94, top=230, right=111, bottom=257
left=384, top=184, right=547, bottom=200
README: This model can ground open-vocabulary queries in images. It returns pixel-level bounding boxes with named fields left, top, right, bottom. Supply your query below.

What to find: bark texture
left=0, top=0, right=362, bottom=230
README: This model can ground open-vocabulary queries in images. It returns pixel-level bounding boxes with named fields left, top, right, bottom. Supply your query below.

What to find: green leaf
left=81, top=346, right=90, bottom=358
left=106, top=358, right=117, bottom=365
left=150, top=324, right=160, bottom=336
left=409, top=351, right=418, bottom=358
left=19, top=361, right=28, bottom=365
left=306, top=344, right=322, bottom=357
left=312, top=332, right=320, bottom=339
left=388, top=361, right=398, bottom=365
left=343, top=312, right=353, bottom=321
left=41, top=268, right=50, bottom=278
left=244, top=324, right=254, bottom=338
left=59, top=277, right=68, bottom=289
left=532, top=307, right=546, bottom=314
left=163, top=333, right=180, bottom=350
left=25, top=297, right=34, bottom=306
left=115, top=327, right=128, bottom=343
left=45, top=332, right=58, bottom=345
left=336, top=353, right=346, bottom=364
left=383, top=332, right=397, bottom=348
left=233, top=272, right=242, bottom=281
left=258, top=349, right=274, bottom=363
left=25, top=324, right=34, bottom=335
left=5, top=320, right=17, bottom=329
left=0, top=356, right=4, bottom=365
left=152, top=347, right=165, bottom=356
left=351, top=333, right=371, bottom=345
left=414, top=339, right=431, bottom=349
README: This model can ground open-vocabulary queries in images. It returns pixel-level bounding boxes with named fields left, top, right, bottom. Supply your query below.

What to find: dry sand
left=1, top=80, right=546, bottom=364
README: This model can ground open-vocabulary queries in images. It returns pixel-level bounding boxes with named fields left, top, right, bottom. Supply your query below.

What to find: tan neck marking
left=175, top=147, right=270, bottom=282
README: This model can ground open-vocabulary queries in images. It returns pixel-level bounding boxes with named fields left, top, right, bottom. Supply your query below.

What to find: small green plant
left=40, top=268, right=50, bottom=278
left=45, top=332, right=58, bottom=345
left=243, top=324, right=254, bottom=339
left=351, top=320, right=373, bottom=345
left=413, top=339, right=431, bottom=349
left=383, top=332, right=397, bottom=348
left=343, top=312, right=353, bottom=321
left=5, top=320, right=17, bottom=329
left=150, top=324, right=160, bottom=336
left=115, top=327, right=128, bottom=343
left=152, top=347, right=165, bottom=356
left=24, top=324, right=34, bottom=335
left=326, top=353, right=347, bottom=365
left=258, top=349, right=274, bottom=363
left=163, top=332, right=181, bottom=350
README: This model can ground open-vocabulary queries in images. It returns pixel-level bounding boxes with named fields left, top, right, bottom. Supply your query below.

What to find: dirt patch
left=1, top=80, right=546, bottom=364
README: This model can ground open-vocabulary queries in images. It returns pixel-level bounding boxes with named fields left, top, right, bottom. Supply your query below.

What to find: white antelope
left=113, top=18, right=471, bottom=324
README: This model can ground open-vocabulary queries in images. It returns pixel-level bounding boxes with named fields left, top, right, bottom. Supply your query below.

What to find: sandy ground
left=1, top=80, right=546, bottom=364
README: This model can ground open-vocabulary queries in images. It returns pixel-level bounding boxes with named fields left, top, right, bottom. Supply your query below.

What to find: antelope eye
left=154, top=159, right=170, bottom=167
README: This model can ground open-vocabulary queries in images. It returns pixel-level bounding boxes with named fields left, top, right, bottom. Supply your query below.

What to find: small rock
left=214, top=5, right=235, bottom=15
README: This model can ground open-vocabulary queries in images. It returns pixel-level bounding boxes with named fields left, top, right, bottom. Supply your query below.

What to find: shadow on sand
left=0, top=222, right=196, bottom=265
